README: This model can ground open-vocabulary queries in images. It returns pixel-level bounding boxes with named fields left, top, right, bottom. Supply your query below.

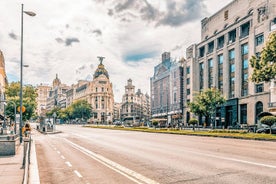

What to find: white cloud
left=0, top=0, right=232, bottom=102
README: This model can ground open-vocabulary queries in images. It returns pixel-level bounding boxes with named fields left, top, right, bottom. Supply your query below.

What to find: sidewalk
left=0, top=143, right=24, bottom=184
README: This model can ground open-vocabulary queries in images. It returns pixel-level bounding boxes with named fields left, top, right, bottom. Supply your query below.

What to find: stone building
left=121, top=79, right=150, bottom=125
left=183, top=0, right=276, bottom=127
left=150, top=52, right=184, bottom=126
left=36, top=84, right=51, bottom=116
left=0, top=50, right=8, bottom=119
left=67, top=57, right=114, bottom=124
left=46, top=74, right=69, bottom=111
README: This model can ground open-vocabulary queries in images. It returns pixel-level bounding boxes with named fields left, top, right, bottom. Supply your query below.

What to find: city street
left=35, top=125, right=276, bottom=184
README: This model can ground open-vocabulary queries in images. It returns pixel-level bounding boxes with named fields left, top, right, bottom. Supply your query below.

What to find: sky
left=0, top=0, right=233, bottom=102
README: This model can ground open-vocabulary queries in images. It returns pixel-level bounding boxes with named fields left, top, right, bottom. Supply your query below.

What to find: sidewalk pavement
left=0, top=135, right=40, bottom=184
left=0, top=143, right=24, bottom=184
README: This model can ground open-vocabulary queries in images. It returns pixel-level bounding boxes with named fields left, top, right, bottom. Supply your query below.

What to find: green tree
left=71, top=100, right=92, bottom=121
left=5, top=82, right=37, bottom=121
left=250, top=32, right=276, bottom=83
left=152, top=120, right=158, bottom=129
left=188, top=88, right=225, bottom=127
left=188, top=118, right=198, bottom=131
left=260, top=116, right=276, bottom=134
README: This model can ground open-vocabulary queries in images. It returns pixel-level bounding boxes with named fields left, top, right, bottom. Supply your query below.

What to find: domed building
left=89, top=57, right=114, bottom=124
left=70, top=57, right=114, bottom=124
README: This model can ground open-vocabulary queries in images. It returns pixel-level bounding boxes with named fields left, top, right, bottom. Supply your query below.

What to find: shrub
left=188, top=118, right=198, bottom=131
left=260, top=116, right=276, bottom=134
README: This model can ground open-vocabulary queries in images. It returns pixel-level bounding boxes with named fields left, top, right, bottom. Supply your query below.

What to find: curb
left=29, top=139, right=40, bottom=184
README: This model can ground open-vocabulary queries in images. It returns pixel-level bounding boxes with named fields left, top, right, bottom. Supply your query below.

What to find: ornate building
left=67, top=57, right=115, bottom=123
left=46, top=74, right=69, bottom=111
left=150, top=52, right=184, bottom=126
left=121, top=79, right=150, bottom=125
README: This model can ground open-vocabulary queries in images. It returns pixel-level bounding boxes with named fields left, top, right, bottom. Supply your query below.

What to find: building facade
left=121, top=79, right=150, bottom=125
left=46, top=74, right=69, bottom=111
left=66, top=58, right=115, bottom=124
left=150, top=52, right=184, bottom=126
left=183, top=0, right=276, bottom=127
left=36, top=84, right=51, bottom=116
left=0, top=50, right=8, bottom=119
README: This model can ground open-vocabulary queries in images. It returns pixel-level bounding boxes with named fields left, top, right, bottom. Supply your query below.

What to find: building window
left=208, top=58, right=213, bottom=88
left=228, top=29, right=236, bottom=44
left=96, top=88, right=98, bottom=92
left=199, top=46, right=205, bottom=58
left=208, top=41, right=214, bottom=54
left=255, top=83, right=264, bottom=93
left=240, top=104, right=247, bottom=124
left=240, top=22, right=250, bottom=38
left=218, top=54, right=223, bottom=92
left=186, top=78, right=190, bottom=85
left=174, top=93, right=176, bottom=103
left=224, top=10, right=229, bottom=20
left=255, top=33, right=264, bottom=46
left=229, top=49, right=235, bottom=98
left=241, top=43, right=249, bottom=96
left=255, top=102, right=263, bottom=123
left=102, top=87, right=104, bottom=92
left=217, top=36, right=224, bottom=49
left=187, top=89, right=190, bottom=95
left=186, top=67, right=190, bottom=74
left=199, top=63, right=204, bottom=90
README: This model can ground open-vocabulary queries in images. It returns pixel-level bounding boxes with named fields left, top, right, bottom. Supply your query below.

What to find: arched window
left=255, top=101, right=263, bottom=124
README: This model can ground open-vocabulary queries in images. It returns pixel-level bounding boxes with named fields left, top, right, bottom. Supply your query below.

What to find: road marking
left=61, top=155, right=65, bottom=159
left=196, top=151, right=276, bottom=169
left=57, top=151, right=60, bottom=154
left=65, top=161, right=72, bottom=167
left=64, top=138, right=159, bottom=184
left=74, top=170, right=83, bottom=178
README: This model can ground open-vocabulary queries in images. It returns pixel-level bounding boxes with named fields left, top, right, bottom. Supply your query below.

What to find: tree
left=188, top=88, right=225, bottom=127
left=71, top=100, right=92, bottom=121
left=250, top=32, right=276, bottom=83
left=5, top=82, right=37, bottom=121
left=152, top=120, right=158, bottom=129
left=260, top=116, right=276, bottom=134
left=188, top=118, right=198, bottom=131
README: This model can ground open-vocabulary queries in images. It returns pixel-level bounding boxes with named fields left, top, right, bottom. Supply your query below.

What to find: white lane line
left=57, top=151, right=60, bottom=154
left=196, top=151, right=276, bottom=169
left=61, top=155, right=65, bottom=159
left=74, top=170, right=83, bottom=178
left=64, top=138, right=159, bottom=184
left=65, top=161, right=72, bottom=167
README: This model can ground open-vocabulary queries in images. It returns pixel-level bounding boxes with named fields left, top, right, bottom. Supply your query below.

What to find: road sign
left=17, top=106, right=26, bottom=113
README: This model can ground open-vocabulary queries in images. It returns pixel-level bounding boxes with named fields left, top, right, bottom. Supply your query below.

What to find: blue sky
left=0, top=0, right=233, bottom=101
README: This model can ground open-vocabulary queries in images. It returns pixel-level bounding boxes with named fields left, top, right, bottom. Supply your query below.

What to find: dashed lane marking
left=61, top=155, right=65, bottom=159
left=74, top=170, right=83, bottom=178
left=64, top=138, right=159, bottom=184
left=65, top=161, right=72, bottom=167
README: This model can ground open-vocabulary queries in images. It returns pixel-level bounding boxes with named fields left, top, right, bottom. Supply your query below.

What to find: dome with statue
left=93, top=56, right=109, bottom=79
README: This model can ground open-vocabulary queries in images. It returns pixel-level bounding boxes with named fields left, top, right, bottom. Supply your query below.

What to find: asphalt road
left=34, top=125, right=276, bottom=184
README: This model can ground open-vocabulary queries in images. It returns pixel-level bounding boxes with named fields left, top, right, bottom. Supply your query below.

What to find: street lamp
left=20, top=4, right=36, bottom=143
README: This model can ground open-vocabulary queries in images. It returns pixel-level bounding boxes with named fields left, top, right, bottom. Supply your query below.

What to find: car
left=256, top=126, right=276, bottom=134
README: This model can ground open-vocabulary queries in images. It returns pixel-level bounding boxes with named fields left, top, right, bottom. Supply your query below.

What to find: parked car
left=256, top=126, right=276, bottom=134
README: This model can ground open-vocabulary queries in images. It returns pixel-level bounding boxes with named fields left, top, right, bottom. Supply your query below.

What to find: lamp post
left=20, top=4, right=36, bottom=143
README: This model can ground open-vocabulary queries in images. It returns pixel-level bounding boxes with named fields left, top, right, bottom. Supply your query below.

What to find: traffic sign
left=17, top=106, right=26, bottom=113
